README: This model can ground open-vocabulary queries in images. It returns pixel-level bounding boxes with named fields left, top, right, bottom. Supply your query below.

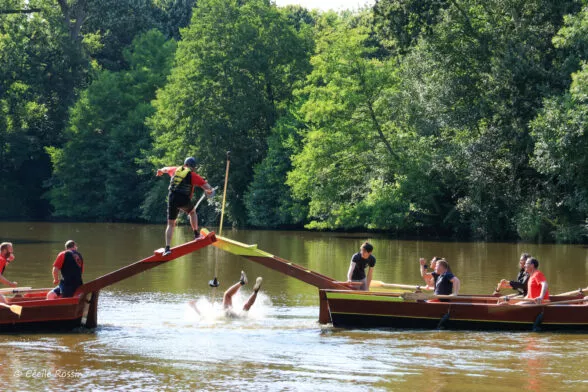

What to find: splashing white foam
left=185, top=291, right=271, bottom=325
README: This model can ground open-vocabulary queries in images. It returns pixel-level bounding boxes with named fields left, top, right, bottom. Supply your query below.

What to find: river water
left=0, top=222, right=587, bottom=391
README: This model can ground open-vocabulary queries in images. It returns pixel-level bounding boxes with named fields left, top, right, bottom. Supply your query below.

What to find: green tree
left=245, top=109, right=309, bottom=227
left=372, top=0, right=450, bottom=54
left=286, top=12, right=435, bottom=231
left=525, top=7, right=588, bottom=242
left=147, top=0, right=312, bottom=225
left=0, top=0, right=89, bottom=218
left=46, top=30, right=176, bottom=220
left=374, top=0, right=583, bottom=239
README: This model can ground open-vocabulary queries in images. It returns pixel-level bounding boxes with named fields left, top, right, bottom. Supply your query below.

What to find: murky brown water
left=0, top=222, right=587, bottom=391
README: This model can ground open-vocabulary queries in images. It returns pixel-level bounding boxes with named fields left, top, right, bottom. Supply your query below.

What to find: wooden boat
left=203, top=230, right=588, bottom=332
left=0, top=232, right=216, bottom=332
left=323, top=290, right=588, bottom=331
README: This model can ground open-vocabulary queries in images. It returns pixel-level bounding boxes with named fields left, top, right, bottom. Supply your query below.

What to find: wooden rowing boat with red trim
left=202, top=230, right=588, bottom=332
left=0, top=232, right=216, bottom=332
left=322, top=290, right=588, bottom=331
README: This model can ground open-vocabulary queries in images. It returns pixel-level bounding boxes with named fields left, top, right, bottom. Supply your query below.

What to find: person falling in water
left=189, top=271, right=263, bottom=318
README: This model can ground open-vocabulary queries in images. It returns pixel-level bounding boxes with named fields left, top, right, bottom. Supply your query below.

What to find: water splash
left=184, top=291, right=272, bottom=325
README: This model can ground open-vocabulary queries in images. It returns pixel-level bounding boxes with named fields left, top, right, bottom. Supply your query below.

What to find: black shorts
left=51, top=283, right=80, bottom=298
left=167, top=192, right=195, bottom=220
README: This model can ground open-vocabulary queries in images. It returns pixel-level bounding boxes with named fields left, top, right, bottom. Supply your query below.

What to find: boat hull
left=324, top=290, right=588, bottom=332
left=0, top=291, right=92, bottom=332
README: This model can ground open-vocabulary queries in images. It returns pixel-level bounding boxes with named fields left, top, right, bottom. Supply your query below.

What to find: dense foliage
left=1, top=0, right=587, bottom=242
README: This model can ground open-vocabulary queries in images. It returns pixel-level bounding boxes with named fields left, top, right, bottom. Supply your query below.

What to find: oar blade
left=0, top=302, right=22, bottom=316
left=11, top=304, right=22, bottom=316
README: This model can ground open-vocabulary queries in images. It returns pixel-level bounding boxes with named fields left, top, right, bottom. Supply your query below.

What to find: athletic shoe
left=162, top=246, right=171, bottom=256
left=240, top=270, right=248, bottom=285
left=253, top=277, right=263, bottom=292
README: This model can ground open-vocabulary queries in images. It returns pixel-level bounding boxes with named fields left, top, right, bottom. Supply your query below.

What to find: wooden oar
left=401, top=292, right=488, bottom=301
left=333, top=281, right=363, bottom=289
left=553, top=286, right=588, bottom=297
left=0, top=287, right=49, bottom=295
left=491, top=298, right=587, bottom=312
left=209, top=152, right=230, bottom=288
left=370, top=281, right=433, bottom=291
left=0, top=302, right=22, bottom=316
left=0, top=286, right=32, bottom=294
left=492, top=282, right=524, bottom=299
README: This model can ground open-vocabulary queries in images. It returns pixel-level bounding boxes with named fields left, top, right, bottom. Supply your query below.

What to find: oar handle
left=194, top=186, right=219, bottom=211
left=0, top=286, right=33, bottom=294
left=218, top=151, right=231, bottom=236
left=508, top=298, right=586, bottom=307
left=371, top=281, right=432, bottom=290
left=553, top=286, right=588, bottom=297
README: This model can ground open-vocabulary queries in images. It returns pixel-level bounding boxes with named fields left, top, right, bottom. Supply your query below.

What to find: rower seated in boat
left=519, top=257, right=549, bottom=305
left=429, top=259, right=460, bottom=301
left=0, top=242, right=18, bottom=289
left=494, top=252, right=529, bottom=296
left=47, top=240, right=84, bottom=300
left=346, top=242, right=375, bottom=291
left=419, top=256, right=440, bottom=290
left=498, top=257, right=550, bottom=305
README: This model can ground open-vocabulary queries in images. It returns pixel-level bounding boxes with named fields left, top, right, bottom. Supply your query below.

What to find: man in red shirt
left=0, top=242, right=17, bottom=288
left=47, top=240, right=84, bottom=299
left=157, top=157, right=215, bottom=256
left=524, top=257, right=549, bottom=304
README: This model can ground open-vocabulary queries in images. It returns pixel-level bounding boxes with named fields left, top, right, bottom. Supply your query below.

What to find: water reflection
left=523, top=337, right=543, bottom=392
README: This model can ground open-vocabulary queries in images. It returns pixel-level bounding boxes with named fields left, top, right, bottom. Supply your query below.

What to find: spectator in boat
left=432, top=259, right=460, bottom=296
left=347, top=242, right=375, bottom=291
left=47, top=240, right=84, bottom=300
left=419, top=256, right=441, bottom=289
left=0, top=242, right=17, bottom=288
left=494, top=252, right=530, bottom=296
left=189, top=271, right=263, bottom=317
left=521, top=257, right=549, bottom=305
left=156, top=157, right=215, bottom=256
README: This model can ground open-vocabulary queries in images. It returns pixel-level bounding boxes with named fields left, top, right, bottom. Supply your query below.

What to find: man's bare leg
left=223, top=281, right=242, bottom=309
left=163, top=219, right=176, bottom=255
left=188, top=209, right=200, bottom=239
left=223, top=271, right=247, bottom=309
left=243, top=277, right=263, bottom=311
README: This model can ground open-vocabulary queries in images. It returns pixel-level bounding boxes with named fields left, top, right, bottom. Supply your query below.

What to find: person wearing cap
left=157, top=157, right=215, bottom=256
left=47, top=240, right=84, bottom=299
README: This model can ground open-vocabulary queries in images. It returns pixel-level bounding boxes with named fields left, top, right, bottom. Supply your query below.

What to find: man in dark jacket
left=494, top=253, right=530, bottom=296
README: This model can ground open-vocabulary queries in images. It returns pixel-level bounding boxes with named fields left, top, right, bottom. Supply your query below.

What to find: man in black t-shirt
left=347, top=242, right=376, bottom=291
left=431, top=259, right=460, bottom=296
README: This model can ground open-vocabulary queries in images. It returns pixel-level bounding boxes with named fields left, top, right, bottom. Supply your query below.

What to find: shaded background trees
left=1, top=0, right=586, bottom=242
